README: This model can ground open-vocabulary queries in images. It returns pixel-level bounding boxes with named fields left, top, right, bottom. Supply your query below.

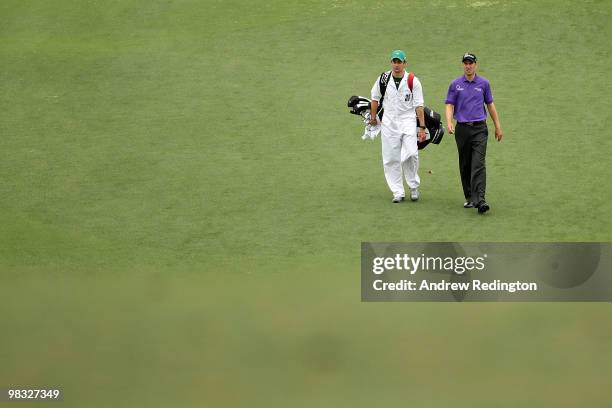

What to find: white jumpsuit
left=371, top=72, right=424, bottom=198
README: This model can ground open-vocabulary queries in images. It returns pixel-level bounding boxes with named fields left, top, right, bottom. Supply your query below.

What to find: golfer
left=445, top=53, right=503, bottom=214
left=370, top=50, right=427, bottom=203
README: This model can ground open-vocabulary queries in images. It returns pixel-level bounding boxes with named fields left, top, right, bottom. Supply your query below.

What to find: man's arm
left=369, top=100, right=379, bottom=125
left=412, top=78, right=426, bottom=141
left=416, top=106, right=426, bottom=142
left=370, top=76, right=382, bottom=126
left=445, top=104, right=455, bottom=134
left=486, top=102, right=503, bottom=141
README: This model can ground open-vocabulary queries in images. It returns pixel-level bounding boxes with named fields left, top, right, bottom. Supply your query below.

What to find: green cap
left=390, top=49, right=406, bottom=62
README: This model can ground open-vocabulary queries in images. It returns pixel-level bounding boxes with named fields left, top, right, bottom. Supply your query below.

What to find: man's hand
left=418, top=128, right=426, bottom=142
left=486, top=102, right=502, bottom=141
left=447, top=122, right=455, bottom=134
left=495, top=127, right=503, bottom=141
left=445, top=104, right=455, bottom=134
left=369, top=116, right=378, bottom=126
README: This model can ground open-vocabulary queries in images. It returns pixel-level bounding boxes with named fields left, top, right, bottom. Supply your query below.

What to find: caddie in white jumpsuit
left=370, top=50, right=427, bottom=203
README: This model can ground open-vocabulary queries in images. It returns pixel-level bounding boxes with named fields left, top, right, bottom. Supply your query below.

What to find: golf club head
left=347, top=95, right=371, bottom=116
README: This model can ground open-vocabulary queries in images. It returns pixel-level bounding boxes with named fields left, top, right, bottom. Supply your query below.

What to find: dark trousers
left=455, top=122, right=488, bottom=205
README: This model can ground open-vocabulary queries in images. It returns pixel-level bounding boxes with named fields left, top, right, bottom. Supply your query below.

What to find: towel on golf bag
left=347, top=95, right=445, bottom=149
left=362, top=111, right=381, bottom=140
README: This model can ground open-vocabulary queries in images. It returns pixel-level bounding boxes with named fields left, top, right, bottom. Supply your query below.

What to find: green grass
left=1, top=0, right=612, bottom=407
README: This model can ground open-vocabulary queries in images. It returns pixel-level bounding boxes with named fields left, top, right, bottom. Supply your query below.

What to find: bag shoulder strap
left=381, top=71, right=414, bottom=94
left=379, top=71, right=391, bottom=99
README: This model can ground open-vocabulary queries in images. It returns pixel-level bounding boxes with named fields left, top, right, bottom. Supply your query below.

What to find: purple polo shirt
left=445, top=75, right=493, bottom=122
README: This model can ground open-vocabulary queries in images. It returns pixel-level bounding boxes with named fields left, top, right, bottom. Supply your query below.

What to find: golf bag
left=347, top=94, right=445, bottom=149
left=420, top=106, right=445, bottom=149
